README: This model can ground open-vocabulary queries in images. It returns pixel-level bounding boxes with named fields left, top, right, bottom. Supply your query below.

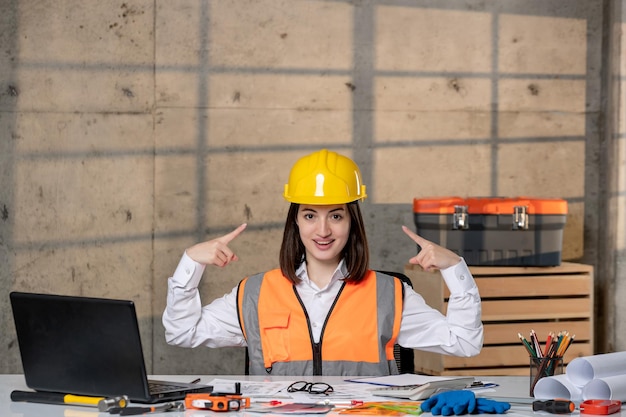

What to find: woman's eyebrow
left=300, top=207, right=345, bottom=213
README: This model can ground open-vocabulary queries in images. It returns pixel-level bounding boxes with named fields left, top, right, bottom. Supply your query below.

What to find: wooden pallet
left=405, top=262, right=594, bottom=376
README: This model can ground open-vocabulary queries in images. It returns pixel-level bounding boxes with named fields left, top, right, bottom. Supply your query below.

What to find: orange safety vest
left=237, top=269, right=404, bottom=376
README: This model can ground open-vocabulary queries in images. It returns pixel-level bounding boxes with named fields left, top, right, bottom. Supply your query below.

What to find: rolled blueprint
left=566, top=352, right=626, bottom=387
left=582, top=375, right=626, bottom=400
left=533, top=373, right=582, bottom=401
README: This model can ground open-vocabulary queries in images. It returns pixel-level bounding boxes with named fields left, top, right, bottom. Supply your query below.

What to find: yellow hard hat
left=283, top=149, right=367, bottom=204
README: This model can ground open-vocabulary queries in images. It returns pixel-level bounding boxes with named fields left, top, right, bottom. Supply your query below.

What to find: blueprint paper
left=533, top=373, right=582, bottom=401
left=566, top=352, right=626, bottom=386
left=582, top=375, right=626, bottom=401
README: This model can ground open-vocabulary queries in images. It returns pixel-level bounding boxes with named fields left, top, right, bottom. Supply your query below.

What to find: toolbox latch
left=512, top=206, right=529, bottom=230
left=453, top=205, right=469, bottom=230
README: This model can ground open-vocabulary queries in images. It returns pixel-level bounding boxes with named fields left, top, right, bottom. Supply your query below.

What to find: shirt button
left=312, top=322, right=318, bottom=328
left=185, top=268, right=191, bottom=275
left=460, top=274, right=466, bottom=280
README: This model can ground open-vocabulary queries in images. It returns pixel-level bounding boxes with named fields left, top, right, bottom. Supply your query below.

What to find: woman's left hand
left=402, top=225, right=461, bottom=272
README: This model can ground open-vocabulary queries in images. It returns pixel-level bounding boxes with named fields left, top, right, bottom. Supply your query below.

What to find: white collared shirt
left=163, top=253, right=482, bottom=356
left=292, top=260, right=347, bottom=343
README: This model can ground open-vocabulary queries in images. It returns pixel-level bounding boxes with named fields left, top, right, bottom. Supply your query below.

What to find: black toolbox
left=413, top=197, right=568, bottom=266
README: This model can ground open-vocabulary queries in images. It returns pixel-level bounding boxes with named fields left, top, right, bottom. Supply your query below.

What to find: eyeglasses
left=287, top=381, right=334, bottom=395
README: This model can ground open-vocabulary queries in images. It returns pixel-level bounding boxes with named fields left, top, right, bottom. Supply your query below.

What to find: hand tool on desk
left=185, top=393, right=250, bottom=411
left=11, top=390, right=128, bottom=411
left=184, top=381, right=251, bottom=412
left=532, top=399, right=575, bottom=414
left=98, top=396, right=130, bottom=411
left=110, top=401, right=184, bottom=415
left=579, top=400, right=622, bottom=415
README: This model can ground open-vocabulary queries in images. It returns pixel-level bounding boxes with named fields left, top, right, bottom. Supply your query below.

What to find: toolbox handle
left=453, top=206, right=469, bottom=230
left=513, top=206, right=529, bottom=230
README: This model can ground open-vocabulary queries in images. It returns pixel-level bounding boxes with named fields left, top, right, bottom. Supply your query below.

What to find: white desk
left=0, top=375, right=616, bottom=417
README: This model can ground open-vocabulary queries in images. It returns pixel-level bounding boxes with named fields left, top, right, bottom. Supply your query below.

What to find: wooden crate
left=405, top=262, right=594, bottom=376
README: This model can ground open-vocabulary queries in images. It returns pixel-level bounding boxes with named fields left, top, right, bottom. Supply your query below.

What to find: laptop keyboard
left=149, top=381, right=188, bottom=393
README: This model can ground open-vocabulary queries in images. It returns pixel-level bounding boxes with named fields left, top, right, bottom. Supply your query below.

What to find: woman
left=163, top=149, right=483, bottom=376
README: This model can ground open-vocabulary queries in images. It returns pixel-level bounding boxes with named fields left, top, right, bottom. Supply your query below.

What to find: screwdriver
left=532, top=400, right=576, bottom=414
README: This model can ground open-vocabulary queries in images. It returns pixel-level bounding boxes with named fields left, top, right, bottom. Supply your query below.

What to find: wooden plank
left=480, top=298, right=591, bottom=321
left=467, top=262, right=594, bottom=277
left=407, top=263, right=593, bottom=299
left=483, top=321, right=591, bottom=345
left=475, top=276, right=591, bottom=298
left=436, top=299, right=592, bottom=321
left=413, top=343, right=591, bottom=374
left=441, top=343, right=591, bottom=368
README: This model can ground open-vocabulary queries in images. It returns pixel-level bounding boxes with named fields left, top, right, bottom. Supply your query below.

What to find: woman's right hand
left=186, top=223, right=247, bottom=267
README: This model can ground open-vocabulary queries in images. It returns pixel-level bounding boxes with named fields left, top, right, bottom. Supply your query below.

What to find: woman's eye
left=303, top=214, right=314, bottom=220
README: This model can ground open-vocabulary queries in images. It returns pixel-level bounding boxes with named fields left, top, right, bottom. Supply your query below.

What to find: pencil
left=558, top=334, right=574, bottom=357
left=543, top=332, right=553, bottom=358
left=531, top=330, right=542, bottom=358
left=557, top=332, right=570, bottom=357
left=518, top=333, right=536, bottom=357
left=566, top=334, right=575, bottom=354
left=555, top=331, right=564, bottom=352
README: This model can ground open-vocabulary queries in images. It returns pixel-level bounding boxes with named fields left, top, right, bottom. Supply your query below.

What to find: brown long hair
left=279, top=201, right=370, bottom=283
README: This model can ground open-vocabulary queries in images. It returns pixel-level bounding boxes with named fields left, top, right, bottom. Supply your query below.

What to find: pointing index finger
left=402, top=225, right=428, bottom=246
left=220, top=223, right=247, bottom=244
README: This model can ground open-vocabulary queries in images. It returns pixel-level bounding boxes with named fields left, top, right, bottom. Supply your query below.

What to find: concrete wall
left=0, top=0, right=621, bottom=375
left=614, top=0, right=626, bottom=355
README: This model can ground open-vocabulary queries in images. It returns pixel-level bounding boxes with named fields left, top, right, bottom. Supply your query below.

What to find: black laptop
left=10, top=291, right=213, bottom=403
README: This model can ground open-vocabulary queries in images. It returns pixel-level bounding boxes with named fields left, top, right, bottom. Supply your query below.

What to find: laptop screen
left=10, top=292, right=152, bottom=400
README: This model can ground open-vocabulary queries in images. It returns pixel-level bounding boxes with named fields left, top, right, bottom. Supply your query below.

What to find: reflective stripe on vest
left=236, top=269, right=403, bottom=376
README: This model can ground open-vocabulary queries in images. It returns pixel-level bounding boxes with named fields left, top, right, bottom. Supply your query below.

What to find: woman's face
left=296, top=204, right=351, bottom=265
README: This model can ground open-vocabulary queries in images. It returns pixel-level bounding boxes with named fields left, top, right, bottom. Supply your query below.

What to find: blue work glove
left=474, top=398, right=511, bottom=414
left=420, top=390, right=477, bottom=416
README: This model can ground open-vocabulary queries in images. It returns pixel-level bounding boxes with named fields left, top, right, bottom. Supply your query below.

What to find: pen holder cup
left=530, top=356, right=563, bottom=397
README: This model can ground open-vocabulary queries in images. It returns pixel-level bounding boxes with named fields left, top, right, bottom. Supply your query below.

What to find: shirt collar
left=295, top=259, right=348, bottom=286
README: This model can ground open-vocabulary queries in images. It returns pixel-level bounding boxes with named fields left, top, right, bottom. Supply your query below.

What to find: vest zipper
left=292, top=281, right=346, bottom=376
left=312, top=342, right=322, bottom=375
